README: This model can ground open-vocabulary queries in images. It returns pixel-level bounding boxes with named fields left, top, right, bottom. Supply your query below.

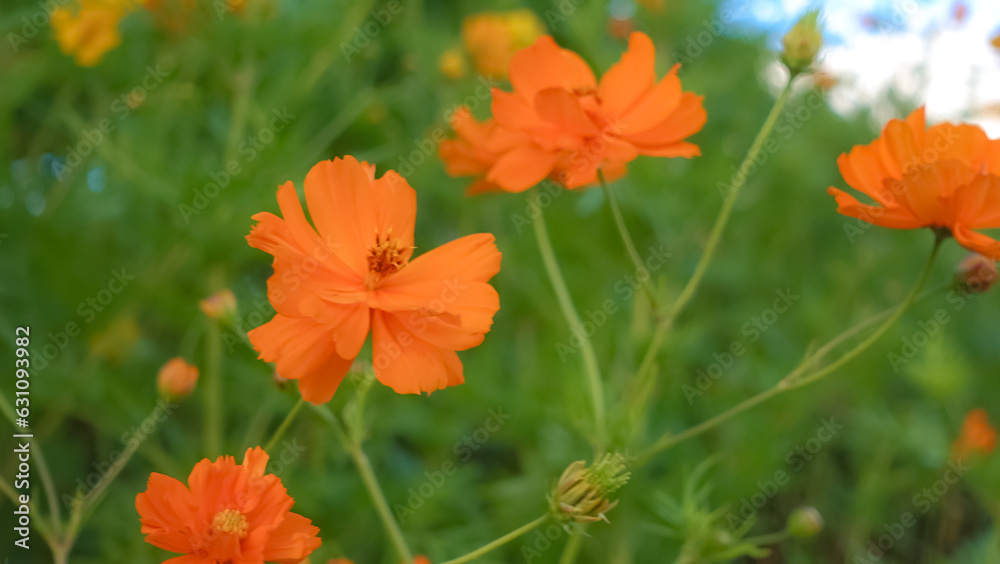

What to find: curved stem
left=441, top=515, right=549, bottom=564
left=352, top=446, right=415, bottom=563
left=599, top=170, right=658, bottom=309
left=635, top=78, right=796, bottom=384
left=531, top=188, right=606, bottom=449
left=264, top=398, right=305, bottom=453
left=639, top=236, right=942, bottom=463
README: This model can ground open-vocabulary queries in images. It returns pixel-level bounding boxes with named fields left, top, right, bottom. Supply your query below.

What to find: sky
left=719, top=0, right=1000, bottom=134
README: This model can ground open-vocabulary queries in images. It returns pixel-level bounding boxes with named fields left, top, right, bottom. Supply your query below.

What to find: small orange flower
left=461, top=10, right=546, bottom=78
left=440, top=32, right=706, bottom=193
left=247, top=156, right=501, bottom=403
left=200, top=289, right=238, bottom=321
left=51, top=0, right=132, bottom=66
left=157, top=357, right=199, bottom=400
left=952, top=409, right=997, bottom=460
left=992, top=32, right=1000, bottom=51
left=828, top=107, right=1000, bottom=258
left=136, top=447, right=321, bottom=563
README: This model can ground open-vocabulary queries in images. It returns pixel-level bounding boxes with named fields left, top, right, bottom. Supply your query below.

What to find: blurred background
left=1, top=0, right=999, bottom=562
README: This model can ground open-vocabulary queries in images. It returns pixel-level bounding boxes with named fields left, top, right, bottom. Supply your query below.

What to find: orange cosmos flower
left=136, top=447, right=321, bottom=563
left=247, top=156, right=501, bottom=403
left=952, top=409, right=997, bottom=460
left=440, top=32, right=706, bottom=193
left=828, top=107, right=1000, bottom=258
left=157, top=357, right=199, bottom=400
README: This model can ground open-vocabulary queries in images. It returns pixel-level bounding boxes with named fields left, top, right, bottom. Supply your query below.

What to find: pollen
left=212, top=509, right=249, bottom=537
left=367, top=232, right=409, bottom=279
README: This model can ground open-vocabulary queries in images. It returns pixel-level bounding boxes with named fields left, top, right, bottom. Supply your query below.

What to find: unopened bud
left=787, top=506, right=824, bottom=538
left=782, top=10, right=823, bottom=75
left=549, top=453, right=630, bottom=525
left=199, top=289, right=238, bottom=323
left=954, top=253, right=998, bottom=294
left=157, top=357, right=199, bottom=400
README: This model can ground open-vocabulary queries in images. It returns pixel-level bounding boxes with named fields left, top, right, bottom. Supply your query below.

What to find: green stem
left=351, top=444, right=414, bottom=563
left=559, top=533, right=584, bottom=564
left=264, top=398, right=305, bottom=453
left=205, top=322, right=223, bottom=457
left=441, top=515, right=549, bottom=564
left=639, top=236, right=942, bottom=463
left=531, top=188, right=606, bottom=449
left=635, top=78, right=796, bottom=385
left=599, top=170, right=659, bottom=309
left=314, top=405, right=413, bottom=562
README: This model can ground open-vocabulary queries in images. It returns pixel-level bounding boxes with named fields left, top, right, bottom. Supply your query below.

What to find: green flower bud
left=782, top=11, right=823, bottom=75
left=549, top=453, right=630, bottom=525
left=787, top=506, right=824, bottom=538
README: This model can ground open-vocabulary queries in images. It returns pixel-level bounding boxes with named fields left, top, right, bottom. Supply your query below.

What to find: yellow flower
left=461, top=9, right=545, bottom=78
left=51, top=0, right=139, bottom=66
left=438, top=47, right=467, bottom=79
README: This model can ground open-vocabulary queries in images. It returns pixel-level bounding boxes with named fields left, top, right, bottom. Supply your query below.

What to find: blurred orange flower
left=247, top=156, right=501, bottom=403
left=157, top=357, right=199, bottom=400
left=828, top=107, right=1000, bottom=258
left=51, top=0, right=136, bottom=66
left=952, top=409, right=997, bottom=460
left=462, top=9, right=546, bottom=78
left=136, top=447, right=321, bottom=563
left=440, top=32, right=706, bottom=193
left=200, top=289, right=238, bottom=321
left=992, top=32, right=1000, bottom=51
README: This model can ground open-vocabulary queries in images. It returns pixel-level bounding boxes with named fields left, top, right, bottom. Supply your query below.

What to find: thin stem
left=205, top=322, right=223, bottom=457
left=599, top=170, right=658, bottom=308
left=559, top=533, right=584, bottom=564
left=441, top=515, right=549, bottom=564
left=639, top=236, right=942, bottom=463
left=0, top=392, right=62, bottom=532
left=264, top=398, right=305, bottom=453
left=313, top=405, right=414, bottom=562
left=531, top=188, right=606, bottom=449
left=635, top=78, right=797, bottom=385
left=351, top=445, right=415, bottom=563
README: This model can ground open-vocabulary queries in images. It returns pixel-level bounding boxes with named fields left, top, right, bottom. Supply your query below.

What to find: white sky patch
left=731, top=0, right=1000, bottom=134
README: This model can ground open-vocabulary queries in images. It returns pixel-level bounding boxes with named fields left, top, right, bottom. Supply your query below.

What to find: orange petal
left=636, top=141, right=700, bottom=158
left=827, top=187, right=924, bottom=229
left=598, top=32, right=656, bottom=116
left=953, top=174, right=1000, bottom=228
left=534, top=87, right=599, bottom=137
left=486, top=144, right=559, bottom=192
left=509, top=36, right=596, bottom=102
left=882, top=119, right=921, bottom=177
left=136, top=473, right=197, bottom=554
left=837, top=146, right=897, bottom=205
left=262, top=512, right=322, bottom=564
left=622, top=93, right=706, bottom=150
left=953, top=224, right=1000, bottom=260
left=618, top=64, right=683, bottom=135
left=163, top=555, right=214, bottom=564
left=371, top=310, right=464, bottom=394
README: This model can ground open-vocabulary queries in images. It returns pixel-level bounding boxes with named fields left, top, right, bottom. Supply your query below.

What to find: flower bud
left=787, top=506, right=824, bottom=538
left=781, top=11, right=823, bottom=75
left=199, top=289, right=238, bottom=323
left=157, top=357, right=199, bottom=400
left=549, top=453, right=630, bottom=525
left=954, top=253, right=998, bottom=294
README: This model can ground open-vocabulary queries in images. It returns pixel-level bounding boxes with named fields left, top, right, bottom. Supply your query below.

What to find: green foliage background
left=1, top=0, right=999, bottom=562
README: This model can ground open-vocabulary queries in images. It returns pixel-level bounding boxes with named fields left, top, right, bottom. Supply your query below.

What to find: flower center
left=212, top=509, right=248, bottom=538
left=366, top=232, right=409, bottom=289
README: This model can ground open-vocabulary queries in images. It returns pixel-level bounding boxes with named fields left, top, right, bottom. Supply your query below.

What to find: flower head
left=954, top=253, right=998, bottom=293
left=828, top=107, right=1000, bottom=258
left=781, top=10, right=823, bottom=75
left=200, top=289, right=238, bottom=322
left=136, top=447, right=321, bottom=563
left=51, top=0, right=134, bottom=66
left=157, top=357, right=199, bottom=400
left=953, top=409, right=997, bottom=460
left=461, top=10, right=546, bottom=78
left=549, top=453, right=630, bottom=526
left=247, top=156, right=501, bottom=403
left=440, top=32, right=706, bottom=193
